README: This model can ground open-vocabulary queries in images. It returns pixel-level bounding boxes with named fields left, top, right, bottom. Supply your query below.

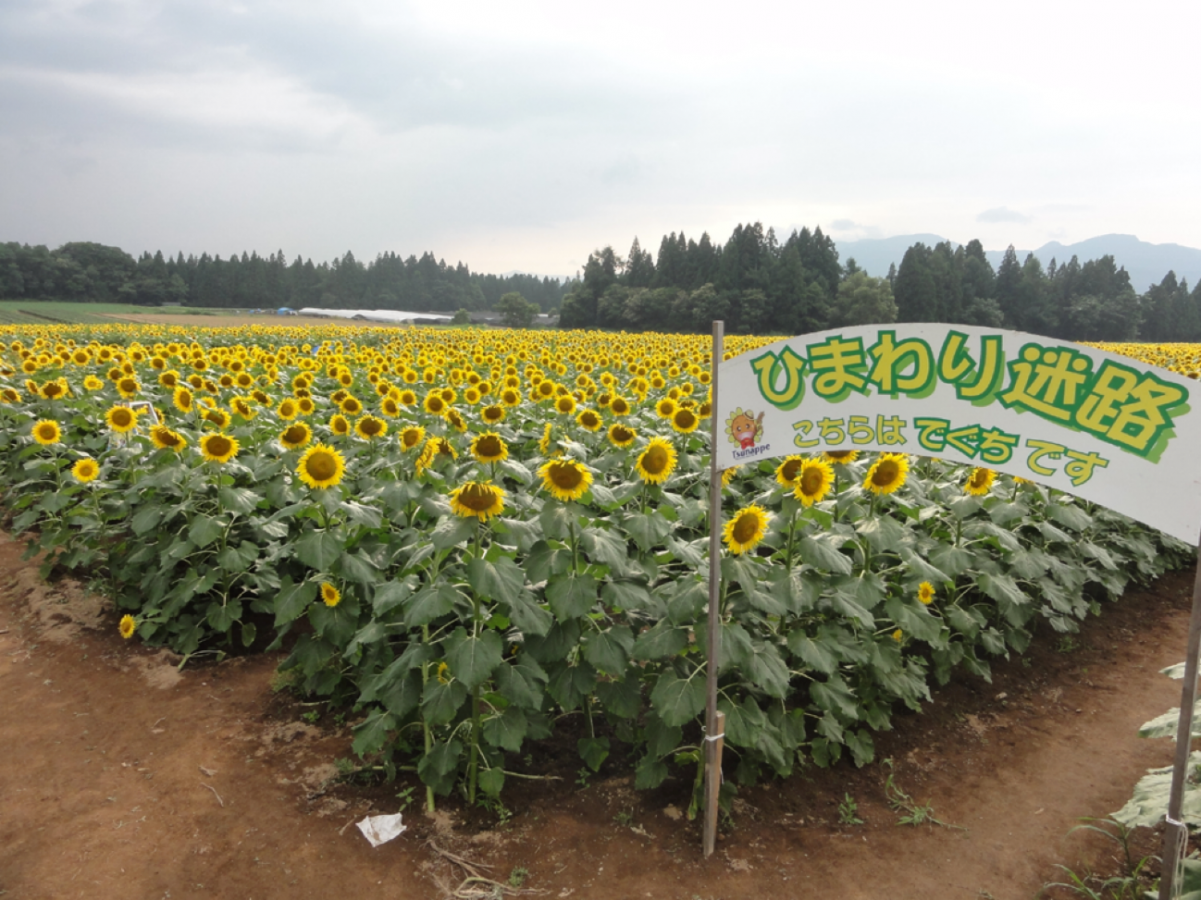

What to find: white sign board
left=715, top=324, right=1201, bottom=544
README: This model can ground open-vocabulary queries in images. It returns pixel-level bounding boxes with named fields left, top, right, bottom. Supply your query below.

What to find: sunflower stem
left=421, top=624, right=435, bottom=813
left=468, top=683, right=482, bottom=804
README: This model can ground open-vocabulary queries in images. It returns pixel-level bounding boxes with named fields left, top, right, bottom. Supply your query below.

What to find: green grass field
left=0, top=302, right=247, bottom=326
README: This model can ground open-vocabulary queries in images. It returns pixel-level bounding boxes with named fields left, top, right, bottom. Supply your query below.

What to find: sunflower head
left=320, top=582, right=341, bottom=608
left=71, top=457, right=100, bottom=483
left=31, top=418, right=62, bottom=446
left=203, top=408, right=230, bottom=430
left=555, top=395, right=576, bottom=415
left=277, top=398, right=298, bottom=420
left=200, top=433, right=239, bottom=464
left=723, top=504, right=771, bottom=555
left=341, top=396, right=363, bottom=416
left=576, top=409, right=603, bottom=432
left=354, top=414, right=387, bottom=440
left=280, top=422, right=312, bottom=450
left=823, top=449, right=860, bottom=465
left=449, top=481, right=506, bottom=521
left=538, top=458, right=593, bottom=502
left=330, top=414, right=351, bottom=436
left=794, top=459, right=834, bottom=507
left=964, top=467, right=996, bottom=496
left=671, top=408, right=699, bottom=434
left=607, top=423, right=636, bottom=448
left=482, top=404, right=506, bottom=425
left=297, top=443, right=346, bottom=490
left=776, top=456, right=805, bottom=487
left=918, top=581, right=935, bottom=605
left=150, top=425, right=187, bottom=452
left=119, top=614, right=137, bottom=640
left=470, top=432, right=508, bottom=464
left=635, top=437, right=677, bottom=485
left=399, top=425, right=426, bottom=451
left=863, top=453, right=909, bottom=495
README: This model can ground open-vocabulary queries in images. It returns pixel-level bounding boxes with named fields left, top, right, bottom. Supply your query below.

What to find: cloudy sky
left=2, top=0, right=1198, bottom=276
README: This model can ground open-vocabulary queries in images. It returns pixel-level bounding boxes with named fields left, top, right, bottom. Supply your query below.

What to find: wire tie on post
left=704, top=733, right=725, bottom=742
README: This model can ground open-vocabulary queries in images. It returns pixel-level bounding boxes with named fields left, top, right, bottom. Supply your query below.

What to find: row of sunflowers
left=0, top=323, right=1192, bottom=812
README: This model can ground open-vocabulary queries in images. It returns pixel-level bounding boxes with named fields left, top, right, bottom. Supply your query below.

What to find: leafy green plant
left=838, top=793, right=863, bottom=826
left=883, top=759, right=963, bottom=830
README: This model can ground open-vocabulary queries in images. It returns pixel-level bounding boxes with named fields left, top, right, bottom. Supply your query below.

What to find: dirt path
left=0, top=526, right=1191, bottom=900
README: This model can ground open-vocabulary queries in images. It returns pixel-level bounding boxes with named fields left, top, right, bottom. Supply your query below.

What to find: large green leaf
left=338, top=551, right=380, bottom=585
left=502, top=591, right=553, bottom=637
left=351, top=709, right=397, bottom=756
left=295, top=528, right=343, bottom=571
left=650, top=669, right=706, bottom=727
left=483, top=706, right=528, bottom=752
left=494, top=655, right=548, bottom=710
left=580, top=527, right=629, bottom=571
left=632, top=620, right=687, bottom=660
left=581, top=625, right=634, bottom=675
left=578, top=736, right=610, bottom=772
left=810, top=675, right=859, bottom=719
left=405, top=583, right=463, bottom=626
left=431, top=515, right=477, bottom=551
left=856, top=515, right=905, bottom=553
left=623, top=511, right=671, bottom=552
left=798, top=534, right=853, bottom=575
left=445, top=627, right=504, bottom=690
left=787, top=632, right=839, bottom=674
left=422, top=679, right=468, bottom=725
left=602, top=580, right=662, bottom=616
left=546, top=661, right=598, bottom=711
left=595, top=677, right=641, bottom=718
left=188, top=514, right=225, bottom=549
left=372, top=576, right=419, bottom=616
left=219, top=486, right=262, bottom=516
left=467, top=554, right=525, bottom=605
left=545, top=572, right=598, bottom=620
left=274, top=577, right=317, bottom=626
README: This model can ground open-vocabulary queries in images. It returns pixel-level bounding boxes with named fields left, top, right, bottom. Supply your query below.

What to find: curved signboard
left=715, top=324, right=1201, bottom=544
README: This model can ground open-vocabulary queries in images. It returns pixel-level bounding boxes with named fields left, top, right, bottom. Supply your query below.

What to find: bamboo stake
left=704, top=320, right=725, bottom=858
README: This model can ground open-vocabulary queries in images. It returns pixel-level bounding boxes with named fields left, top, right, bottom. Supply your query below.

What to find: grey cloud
left=977, top=207, right=1031, bottom=224
left=830, top=219, right=859, bottom=230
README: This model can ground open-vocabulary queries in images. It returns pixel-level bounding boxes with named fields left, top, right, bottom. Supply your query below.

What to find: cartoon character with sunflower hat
left=726, top=408, right=764, bottom=449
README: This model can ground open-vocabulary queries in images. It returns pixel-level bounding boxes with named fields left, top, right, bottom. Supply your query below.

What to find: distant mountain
left=838, top=233, right=1201, bottom=293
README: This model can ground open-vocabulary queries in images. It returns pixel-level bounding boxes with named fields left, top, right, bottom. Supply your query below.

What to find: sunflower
left=775, top=456, right=805, bottom=488
left=892, top=629, right=903, bottom=643
left=464, top=431, right=506, bottom=465
left=171, top=385, right=194, bottom=413
left=71, top=457, right=100, bottom=482
left=30, top=418, right=62, bottom=445
left=277, top=398, right=298, bottom=420
left=230, top=396, right=257, bottom=420
left=158, top=370, right=179, bottom=389
left=150, top=425, right=187, bottom=452
left=39, top=378, right=69, bottom=401
left=203, top=408, right=230, bottom=429
left=329, top=413, right=351, bottom=437
left=297, top=443, right=346, bottom=489
left=862, top=453, right=909, bottom=495
left=539, top=422, right=555, bottom=455
left=399, top=389, right=418, bottom=407
left=446, top=408, right=467, bottom=433
left=964, top=467, right=996, bottom=496
left=795, top=459, right=834, bottom=507
left=279, top=423, right=312, bottom=450
left=607, top=423, right=637, bottom=448
left=605, top=394, right=634, bottom=415
left=297, top=397, right=315, bottom=415
left=655, top=397, right=677, bottom=418
left=320, top=582, right=341, bottom=608
left=83, top=375, right=104, bottom=392
left=671, top=407, right=699, bottom=434
left=723, top=505, right=771, bottom=555
left=424, top=393, right=447, bottom=417
left=482, top=404, right=506, bottom=425
left=399, top=425, right=426, bottom=451
left=449, top=481, right=506, bottom=521
left=538, top=458, right=593, bottom=502
left=105, top=404, right=139, bottom=433
left=575, top=409, right=603, bottom=432
left=341, top=395, right=364, bottom=416
left=500, top=388, right=521, bottom=407
left=119, top=614, right=137, bottom=640
left=823, top=449, right=860, bottom=465
left=635, top=437, right=677, bottom=485
left=116, top=376, right=140, bottom=399
left=554, top=395, right=576, bottom=416
left=721, top=465, right=742, bottom=489
left=380, top=397, right=400, bottom=417
left=354, top=414, right=388, bottom=440
left=200, top=433, right=239, bottom=464
left=918, top=581, right=935, bottom=605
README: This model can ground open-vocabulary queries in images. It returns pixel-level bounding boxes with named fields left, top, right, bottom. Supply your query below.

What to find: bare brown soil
left=0, top=526, right=1193, bottom=900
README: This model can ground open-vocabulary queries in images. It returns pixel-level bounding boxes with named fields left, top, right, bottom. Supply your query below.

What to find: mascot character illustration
left=725, top=408, right=765, bottom=449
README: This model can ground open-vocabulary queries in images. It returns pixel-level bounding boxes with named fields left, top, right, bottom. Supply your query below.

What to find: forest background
left=3, top=222, right=1199, bottom=342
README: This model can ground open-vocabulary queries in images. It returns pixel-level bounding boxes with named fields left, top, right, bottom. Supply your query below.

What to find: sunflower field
left=0, top=324, right=1195, bottom=812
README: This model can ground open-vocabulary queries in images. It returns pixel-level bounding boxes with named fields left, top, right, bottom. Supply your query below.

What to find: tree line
left=4, top=230, right=1200, bottom=341
left=559, top=225, right=1201, bottom=342
left=0, top=242, right=570, bottom=313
